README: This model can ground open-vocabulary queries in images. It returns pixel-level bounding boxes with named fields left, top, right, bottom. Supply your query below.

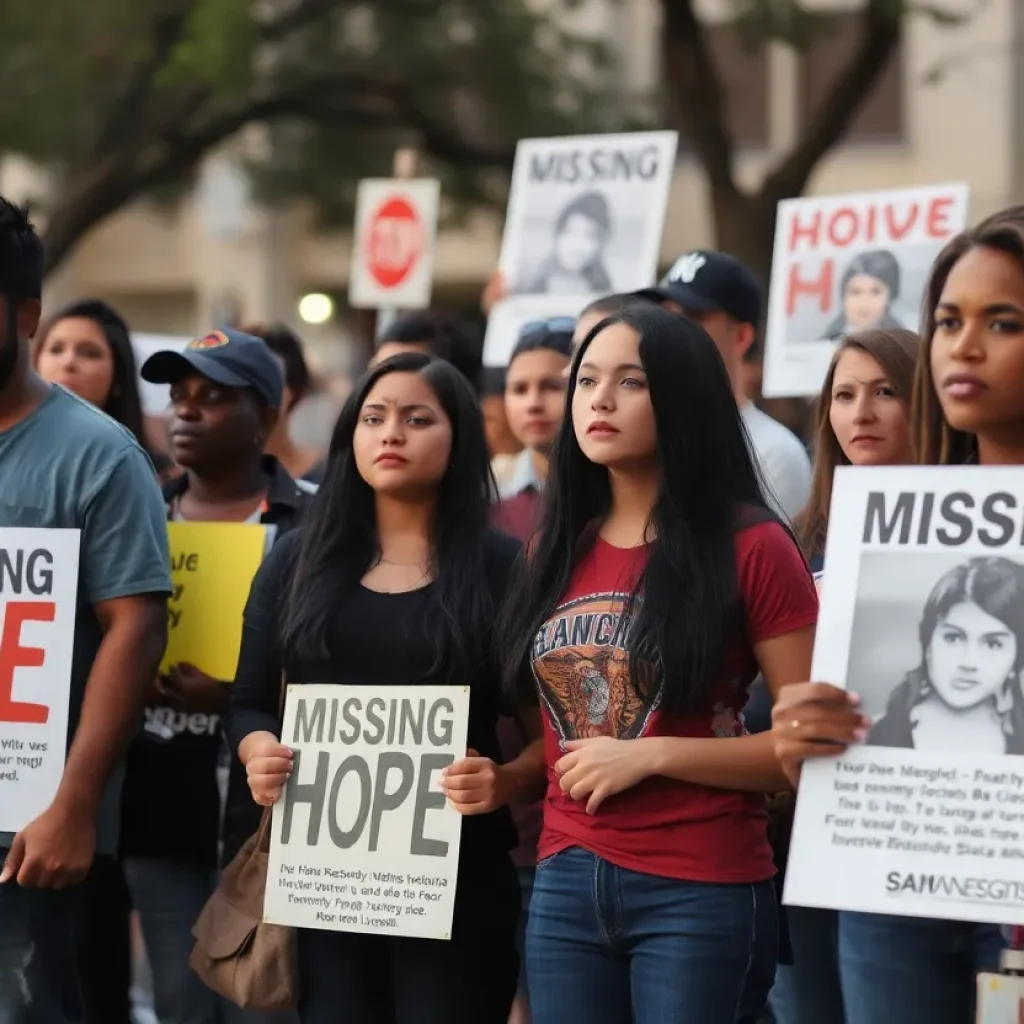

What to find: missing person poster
left=484, top=130, right=678, bottom=367
left=265, top=684, right=470, bottom=940
left=0, top=529, right=80, bottom=833
left=762, top=183, right=969, bottom=398
left=785, top=466, right=1024, bottom=925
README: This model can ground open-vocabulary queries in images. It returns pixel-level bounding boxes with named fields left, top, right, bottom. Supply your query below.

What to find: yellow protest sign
left=161, top=522, right=268, bottom=680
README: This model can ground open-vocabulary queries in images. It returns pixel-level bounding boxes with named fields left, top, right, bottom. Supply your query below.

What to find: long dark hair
left=281, top=352, right=496, bottom=675
left=34, top=299, right=149, bottom=449
left=883, top=557, right=1024, bottom=736
left=913, top=205, right=1024, bottom=465
left=797, top=328, right=918, bottom=558
left=498, top=304, right=783, bottom=714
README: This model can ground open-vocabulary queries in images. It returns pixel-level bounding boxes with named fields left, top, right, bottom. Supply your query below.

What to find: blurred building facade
left=2, top=0, right=1020, bottom=372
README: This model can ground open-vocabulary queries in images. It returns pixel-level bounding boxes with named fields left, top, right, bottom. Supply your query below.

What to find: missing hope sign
left=265, top=684, right=470, bottom=940
left=0, top=529, right=80, bottom=833
left=786, top=467, right=1024, bottom=925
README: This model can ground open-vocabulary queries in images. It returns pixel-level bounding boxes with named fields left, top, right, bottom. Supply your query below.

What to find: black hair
left=0, top=198, right=43, bottom=302
left=509, top=323, right=574, bottom=366
left=242, top=323, right=312, bottom=409
left=378, top=310, right=483, bottom=382
left=841, top=250, right=901, bottom=302
left=555, top=191, right=612, bottom=238
left=498, top=304, right=787, bottom=713
left=35, top=299, right=152, bottom=451
left=579, top=292, right=654, bottom=320
left=281, top=352, right=496, bottom=677
left=477, top=365, right=506, bottom=398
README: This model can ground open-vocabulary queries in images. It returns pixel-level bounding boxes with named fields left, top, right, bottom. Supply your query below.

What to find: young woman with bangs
left=498, top=304, right=818, bottom=1024
left=773, top=206, right=1024, bottom=1024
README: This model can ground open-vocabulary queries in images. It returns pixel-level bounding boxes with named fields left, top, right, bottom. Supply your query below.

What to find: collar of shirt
left=499, top=448, right=543, bottom=500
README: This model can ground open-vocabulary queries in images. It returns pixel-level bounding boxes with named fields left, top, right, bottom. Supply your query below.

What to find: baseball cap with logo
left=633, top=250, right=762, bottom=326
left=141, top=328, right=284, bottom=408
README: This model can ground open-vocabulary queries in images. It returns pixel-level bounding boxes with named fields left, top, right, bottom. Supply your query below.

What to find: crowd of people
left=1, top=189, right=1023, bottom=1024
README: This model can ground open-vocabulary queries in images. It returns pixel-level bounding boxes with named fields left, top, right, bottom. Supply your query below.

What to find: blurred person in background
left=242, top=323, right=325, bottom=485
left=634, top=251, right=812, bottom=522
left=121, top=329, right=307, bottom=1024
left=34, top=297, right=172, bottom=1024
left=479, top=364, right=524, bottom=491
left=490, top=318, right=573, bottom=1024
left=369, top=309, right=484, bottom=380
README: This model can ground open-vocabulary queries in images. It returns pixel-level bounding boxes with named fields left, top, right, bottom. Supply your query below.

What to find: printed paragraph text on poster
left=498, top=131, right=677, bottom=300
left=786, top=467, right=1024, bottom=924
left=265, top=685, right=470, bottom=940
left=763, top=184, right=968, bottom=398
left=0, top=529, right=80, bottom=833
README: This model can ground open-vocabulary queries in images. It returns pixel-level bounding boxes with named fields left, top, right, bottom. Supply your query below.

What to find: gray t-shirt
left=0, top=385, right=171, bottom=854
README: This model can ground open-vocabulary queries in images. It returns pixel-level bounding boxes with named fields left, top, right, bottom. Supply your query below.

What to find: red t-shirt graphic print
left=531, top=525, right=818, bottom=883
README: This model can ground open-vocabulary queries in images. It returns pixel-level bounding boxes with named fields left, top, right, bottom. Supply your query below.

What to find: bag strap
left=255, top=671, right=288, bottom=856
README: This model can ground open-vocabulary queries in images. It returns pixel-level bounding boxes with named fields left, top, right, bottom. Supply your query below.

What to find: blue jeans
left=768, top=906, right=844, bottom=1024
left=839, top=911, right=1005, bottom=1024
left=0, top=848, right=84, bottom=1024
left=516, top=866, right=536, bottom=997
left=125, top=857, right=296, bottom=1024
left=526, top=847, right=777, bottom=1024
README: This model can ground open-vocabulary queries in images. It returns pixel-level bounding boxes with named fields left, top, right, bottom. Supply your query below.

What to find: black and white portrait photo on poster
left=848, top=552, right=1024, bottom=757
left=762, top=183, right=969, bottom=399
left=497, top=131, right=678, bottom=299
left=785, top=466, right=1024, bottom=926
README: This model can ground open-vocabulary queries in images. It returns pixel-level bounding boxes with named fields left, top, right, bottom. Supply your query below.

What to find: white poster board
left=484, top=131, right=677, bottom=368
left=349, top=179, right=441, bottom=310
left=0, top=529, right=80, bottom=832
left=265, top=684, right=470, bottom=940
left=785, top=466, right=1024, bottom=925
left=763, top=183, right=969, bottom=398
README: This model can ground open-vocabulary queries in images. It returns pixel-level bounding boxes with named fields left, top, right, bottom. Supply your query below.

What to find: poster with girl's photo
left=484, top=130, right=678, bottom=366
left=762, top=183, right=969, bottom=398
left=785, top=465, right=1024, bottom=926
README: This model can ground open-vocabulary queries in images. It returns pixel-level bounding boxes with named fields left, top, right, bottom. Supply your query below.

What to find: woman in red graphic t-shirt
left=497, top=303, right=818, bottom=1024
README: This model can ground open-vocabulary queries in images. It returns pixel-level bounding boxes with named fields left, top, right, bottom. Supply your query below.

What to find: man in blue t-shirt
left=0, top=199, right=171, bottom=1023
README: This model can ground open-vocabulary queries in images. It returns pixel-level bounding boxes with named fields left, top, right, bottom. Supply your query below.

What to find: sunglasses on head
left=521, top=316, right=577, bottom=336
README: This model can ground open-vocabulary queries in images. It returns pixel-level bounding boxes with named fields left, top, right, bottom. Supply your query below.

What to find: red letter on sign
left=786, top=259, right=834, bottom=317
left=0, top=601, right=54, bottom=724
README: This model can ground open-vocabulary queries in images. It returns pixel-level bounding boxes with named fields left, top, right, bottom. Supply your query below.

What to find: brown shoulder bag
left=189, top=678, right=298, bottom=1010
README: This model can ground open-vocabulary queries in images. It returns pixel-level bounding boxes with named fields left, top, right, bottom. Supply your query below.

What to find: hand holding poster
left=0, top=529, right=80, bottom=833
left=264, top=684, right=470, bottom=940
left=785, top=466, right=1024, bottom=925
left=161, top=522, right=267, bottom=680
left=762, top=183, right=969, bottom=398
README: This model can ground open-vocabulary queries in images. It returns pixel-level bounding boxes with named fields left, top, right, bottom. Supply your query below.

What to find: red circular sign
left=364, top=196, right=424, bottom=290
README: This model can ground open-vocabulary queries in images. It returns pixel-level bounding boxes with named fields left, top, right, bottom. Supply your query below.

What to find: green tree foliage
left=0, top=0, right=622, bottom=273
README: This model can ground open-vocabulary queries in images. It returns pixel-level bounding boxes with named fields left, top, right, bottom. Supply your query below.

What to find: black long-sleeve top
left=224, top=527, right=522, bottom=858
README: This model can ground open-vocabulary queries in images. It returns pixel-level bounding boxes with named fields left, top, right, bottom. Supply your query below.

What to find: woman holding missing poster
left=497, top=304, right=818, bottom=1024
left=773, top=205, right=1024, bottom=1024
left=767, top=326, right=917, bottom=1024
left=225, top=352, right=544, bottom=1024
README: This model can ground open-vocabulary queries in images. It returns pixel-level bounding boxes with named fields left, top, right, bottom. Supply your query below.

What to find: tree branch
left=92, top=0, right=198, bottom=158
left=760, top=0, right=901, bottom=202
left=660, top=0, right=738, bottom=197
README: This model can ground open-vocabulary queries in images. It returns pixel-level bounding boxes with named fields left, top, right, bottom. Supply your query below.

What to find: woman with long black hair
left=498, top=305, right=818, bottom=1024
left=225, top=352, right=542, bottom=1024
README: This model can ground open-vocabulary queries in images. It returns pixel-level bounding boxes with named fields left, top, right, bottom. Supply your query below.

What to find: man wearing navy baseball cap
left=129, top=328, right=314, bottom=1019
left=635, top=250, right=811, bottom=523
